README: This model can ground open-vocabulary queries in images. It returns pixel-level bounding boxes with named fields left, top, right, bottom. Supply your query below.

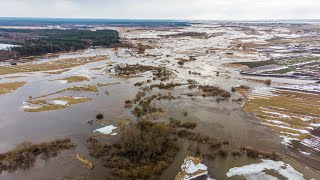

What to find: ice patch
left=266, top=120, right=289, bottom=126
left=284, top=84, right=320, bottom=93
left=21, top=104, right=39, bottom=110
left=94, top=125, right=117, bottom=135
left=226, top=159, right=305, bottom=180
left=261, top=122, right=310, bottom=134
left=58, top=80, right=68, bottom=84
left=176, top=156, right=210, bottom=180
left=301, top=135, right=320, bottom=152
left=299, top=151, right=311, bottom=155
left=183, top=160, right=207, bottom=174
left=0, top=43, right=19, bottom=50
left=252, top=87, right=275, bottom=97
left=262, top=111, right=291, bottom=119
left=310, top=123, right=320, bottom=127
left=52, top=100, right=68, bottom=106
left=280, top=131, right=300, bottom=137
left=21, top=101, right=40, bottom=110
left=280, top=135, right=299, bottom=147
left=72, top=96, right=86, bottom=99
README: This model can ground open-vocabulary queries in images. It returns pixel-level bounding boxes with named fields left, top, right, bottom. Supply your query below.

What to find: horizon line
left=1, top=17, right=320, bottom=22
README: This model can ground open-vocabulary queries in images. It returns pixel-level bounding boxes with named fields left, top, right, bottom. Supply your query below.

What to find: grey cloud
left=1, top=0, right=319, bottom=20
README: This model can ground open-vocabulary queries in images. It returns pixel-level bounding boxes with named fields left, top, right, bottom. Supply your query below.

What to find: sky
left=1, top=0, right=320, bottom=20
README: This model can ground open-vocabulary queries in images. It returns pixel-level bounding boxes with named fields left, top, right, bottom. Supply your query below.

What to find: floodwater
left=0, top=22, right=319, bottom=179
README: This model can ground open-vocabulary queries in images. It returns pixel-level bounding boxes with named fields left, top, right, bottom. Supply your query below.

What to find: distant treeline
left=0, top=28, right=120, bottom=60
left=0, top=18, right=190, bottom=27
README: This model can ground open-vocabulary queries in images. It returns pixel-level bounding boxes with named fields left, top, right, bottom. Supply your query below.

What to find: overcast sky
left=1, top=0, right=320, bottom=20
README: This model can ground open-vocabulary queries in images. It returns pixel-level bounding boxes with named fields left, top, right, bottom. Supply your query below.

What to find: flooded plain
left=0, top=22, right=319, bottom=179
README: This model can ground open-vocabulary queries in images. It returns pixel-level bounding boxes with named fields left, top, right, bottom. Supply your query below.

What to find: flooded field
left=0, top=22, right=319, bottom=179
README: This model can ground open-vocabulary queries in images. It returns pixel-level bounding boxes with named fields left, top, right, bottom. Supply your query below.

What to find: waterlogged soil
left=0, top=22, right=319, bottom=179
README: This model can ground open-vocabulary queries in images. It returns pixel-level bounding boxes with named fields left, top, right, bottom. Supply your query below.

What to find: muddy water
left=0, top=50, right=279, bottom=179
left=0, top=23, right=319, bottom=179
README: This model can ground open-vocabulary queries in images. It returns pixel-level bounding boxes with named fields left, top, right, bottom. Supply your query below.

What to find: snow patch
left=262, top=111, right=291, bottom=119
left=52, top=100, right=68, bottom=106
left=176, top=156, right=211, bottom=180
left=58, top=80, right=68, bottom=84
left=183, top=160, right=207, bottom=174
left=94, top=125, right=117, bottom=135
left=21, top=101, right=40, bottom=110
left=301, top=135, right=320, bottom=152
left=280, top=135, right=299, bottom=147
left=226, top=159, right=305, bottom=180
left=299, top=151, right=311, bottom=155
left=266, top=120, right=289, bottom=126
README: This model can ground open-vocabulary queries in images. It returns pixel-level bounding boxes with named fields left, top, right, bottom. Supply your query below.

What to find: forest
left=0, top=28, right=120, bottom=60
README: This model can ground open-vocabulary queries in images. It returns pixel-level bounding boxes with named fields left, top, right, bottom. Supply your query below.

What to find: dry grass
left=29, top=85, right=98, bottom=100
left=178, top=122, right=197, bottom=129
left=24, top=96, right=92, bottom=112
left=109, top=74, right=143, bottom=79
left=63, top=85, right=98, bottom=93
left=232, top=85, right=250, bottom=97
left=97, top=82, right=121, bottom=87
left=0, top=56, right=107, bottom=76
left=23, top=85, right=98, bottom=112
left=90, top=67, right=104, bottom=71
left=243, top=90, right=320, bottom=140
left=0, top=81, right=26, bottom=95
left=223, top=63, right=249, bottom=70
left=242, top=78, right=272, bottom=85
left=58, top=76, right=89, bottom=83
left=76, top=154, right=94, bottom=169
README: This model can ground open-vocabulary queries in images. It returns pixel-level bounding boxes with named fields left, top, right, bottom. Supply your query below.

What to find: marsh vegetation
left=0, top=139, right=75, bottom=174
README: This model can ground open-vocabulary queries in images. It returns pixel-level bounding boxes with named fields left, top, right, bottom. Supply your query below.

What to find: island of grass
left=0, top=28, right=120, bottom=61
left=0, top=81, right=26, bottom=95
left=57, top=76, right=90, bottom=83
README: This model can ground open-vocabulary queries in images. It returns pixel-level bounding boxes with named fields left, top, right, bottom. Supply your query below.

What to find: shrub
left=124, top=100, right=133, bottom=108
left=182, top=111, right=188, bottom=117
left=218, top=149, right=228, bottom=157
left=0, top=139, right=75, bottom=173
left=205, top=151, right=217, bottom=159
left=240, top=146, right=281, bottom=160
left=220, top=91, right=231, bottom=98
left=198, top=85, right=231, bottom=98
left=134, top=82, right=144, bottom=86
left=96, top=113, right=104, bottom=120
left=169, top=118, right=182, bottom=127
left=222, top=141, right=230, bottom=146
left=178, top=122, right=197, bottom=129
left=210, top=142, right=223, bottom=149
left=188, top=85, right=197, bottom=89
left=88, top=121, right=179, bottom=179
left=231, top=151, right=241, bottom=157
left=178, top=61, right=185, bottom=65
left=265, top=79, right=271, bottom=85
